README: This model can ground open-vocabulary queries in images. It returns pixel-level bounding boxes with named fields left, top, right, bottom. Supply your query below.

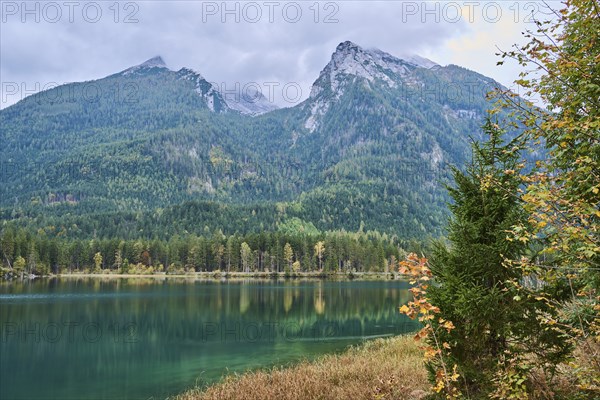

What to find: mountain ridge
left=0, top=41, right=507, bottom=239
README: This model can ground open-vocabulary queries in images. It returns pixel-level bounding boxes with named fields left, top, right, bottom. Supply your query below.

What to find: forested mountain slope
left=0, top=41, right=505, bottom=239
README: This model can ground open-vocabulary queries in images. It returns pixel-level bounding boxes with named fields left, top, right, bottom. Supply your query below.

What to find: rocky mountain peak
left=139, top=56, right=167, bottom=68
left=311, top=41, right=438, bottom=98
left=305, top=41, right=439, bottom=132
left=120, top=56, right=169, bottom=76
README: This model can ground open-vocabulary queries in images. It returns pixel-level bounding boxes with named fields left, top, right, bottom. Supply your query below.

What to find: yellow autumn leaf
left=442, top=320, right=455, bottom=332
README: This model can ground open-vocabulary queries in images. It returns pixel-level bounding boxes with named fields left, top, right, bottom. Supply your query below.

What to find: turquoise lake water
left=0, top=278, right=418, bottom=399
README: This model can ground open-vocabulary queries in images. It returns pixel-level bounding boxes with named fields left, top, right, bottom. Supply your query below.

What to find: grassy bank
left=173, top=335, right=429, bottom=400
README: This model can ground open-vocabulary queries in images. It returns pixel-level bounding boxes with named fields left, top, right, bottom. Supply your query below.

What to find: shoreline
left=1, top=270, right=406, bottom=281
left=52, top=271, right=402, bottom=280
left=172, top=335, right=428, bottom=400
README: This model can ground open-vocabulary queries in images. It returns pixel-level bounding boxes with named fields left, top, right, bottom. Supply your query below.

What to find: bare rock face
left=304, top=41, right=438, bottom=132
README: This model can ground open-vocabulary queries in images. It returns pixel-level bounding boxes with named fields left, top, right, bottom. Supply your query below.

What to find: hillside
left=0, top=41, right=504, bottom=239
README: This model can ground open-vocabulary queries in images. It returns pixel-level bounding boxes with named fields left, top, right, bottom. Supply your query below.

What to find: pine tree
left=0, top=228, right=15, bottom=269
left=426, top=118, right=570, bottom=396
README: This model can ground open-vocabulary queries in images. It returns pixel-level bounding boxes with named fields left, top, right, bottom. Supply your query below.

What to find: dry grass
left=529, top=338, right=600, bottom=399
left=173, top=335, right=429, bottom=400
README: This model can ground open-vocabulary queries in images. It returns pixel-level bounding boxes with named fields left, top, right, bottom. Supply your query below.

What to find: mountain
left=114, top=56, right=278, bottom=115
left=303, top=41, right=438, bottom=132
left=222, top=87, right=279, bottom=116
left=0, top=42, right=506, bottom=239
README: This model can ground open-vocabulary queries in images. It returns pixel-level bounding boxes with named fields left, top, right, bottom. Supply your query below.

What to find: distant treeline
left=0, top=227, right=425, bottom=276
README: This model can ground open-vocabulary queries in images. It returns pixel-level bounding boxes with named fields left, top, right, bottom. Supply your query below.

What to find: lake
left=0, top=278, right=417, bottom=400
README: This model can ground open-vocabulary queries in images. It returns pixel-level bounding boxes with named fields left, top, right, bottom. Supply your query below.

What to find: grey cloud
left=1, top=1, right=500, bottom=108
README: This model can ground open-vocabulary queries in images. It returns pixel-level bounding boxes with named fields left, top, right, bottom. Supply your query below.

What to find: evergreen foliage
left=425, top=119, right=571, bottom=396
left=0, top=48, right=507, bottom=239
left=0, top=225, right=408, bottom=276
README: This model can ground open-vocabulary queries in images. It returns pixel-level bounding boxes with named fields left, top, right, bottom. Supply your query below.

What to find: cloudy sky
left=1, top=1, right=561, bottom=109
